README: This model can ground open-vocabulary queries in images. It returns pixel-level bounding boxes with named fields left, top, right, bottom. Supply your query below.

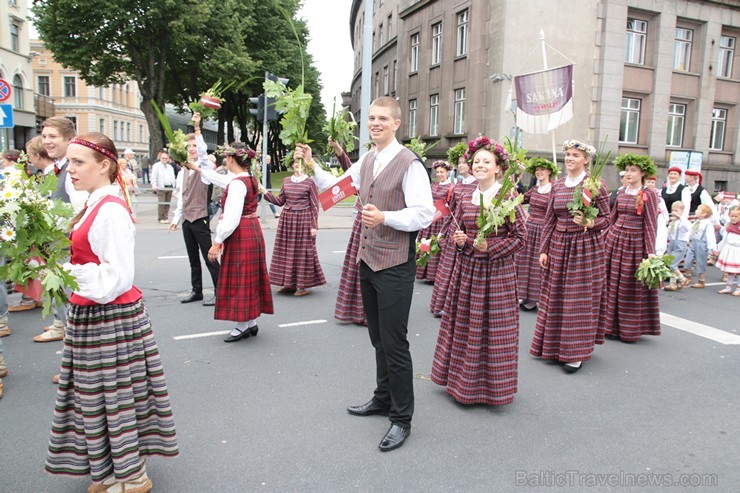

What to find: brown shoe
left=8, top=299, right=42, bottom=312
left=690, top=281, right=705, bottom=289
left=678, top=277, right=691, bottom=288
left=664, top=283, right=678, bottom=291
left=294, top=289, right=311, bottom=297
left=51, top=373, right=60, bottom=384
left=0, top=367, right=7, bottom=379
left=0, top=327, right=10, bottom=338
left=34, top=326, right=64, bottom=342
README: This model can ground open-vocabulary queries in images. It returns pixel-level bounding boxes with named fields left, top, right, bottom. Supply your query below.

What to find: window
left=410, top=33, right=420, bottom=73
left=37, top=76, right=50, bottom=96
left=709, top=108, right=727, bottom=150
left=408, top=99, right=417, bottom=138
left=718, top=36, right=735, bottom=79
left=454, top=89, right=466, bottom=134
left=429, top=94, right=439, bottom=137
left=619, top=97, right=641, bottom=144
left=456, top=10, right=469, bottom=57
left=673, top=28, right=693, bottom=71
left=114, top=121, right=119, bottom=141
left=625, top=18, right=647, bottom=65
left=392, top=60, right=397, bottom=93
left=127, top=122, right=131, bottom=141
left=139, top=125, right=144, bottom=143
left=378, top=23, right=383, bottom=48
left=67, top=116, right=77, bottom=129
left=387, top=14, right=393, bottom=42
left=383, top=65, right=389, bottom=95
left=666, top=104, right=685, bottom=147
left=10, top=22, right=20, bottom=52
left=374, top=72, right=379, bottom=98
left=99, top=118, right=105, bottom=134
left=98, top=86, right=105, bottom=100
left=13, top=75, right=23, bottom=109
left=63, top=76, right=76, bottom=97
left=431, top=22, right=442, bottom=65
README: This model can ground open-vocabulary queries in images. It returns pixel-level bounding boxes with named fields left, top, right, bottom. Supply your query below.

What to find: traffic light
left=265, top=73, right=289, bottom=122
left=249, top=94, right=265, bottom=122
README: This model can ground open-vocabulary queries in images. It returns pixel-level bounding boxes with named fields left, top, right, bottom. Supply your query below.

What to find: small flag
left=432, top=198, right=451, bottom=223
left=582, top=187, right=592, bottom=208
left=419, top=238, right=432, bottom=253
left=319, top=174, right=357, bottom=211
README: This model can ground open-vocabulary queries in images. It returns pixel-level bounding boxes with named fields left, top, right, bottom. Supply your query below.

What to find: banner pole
left=540, top=29, right=559, bottom=168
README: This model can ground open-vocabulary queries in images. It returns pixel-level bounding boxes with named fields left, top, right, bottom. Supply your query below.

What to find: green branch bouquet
left=416, top=234, right=443, bottom=267
left=405, top=136, right=439, bottom=161
left=324, top=98, right=358, bottom=155
left=151, top=100, right=188, bottom=164
left=635, top=254, right=675, bottom=289
left=264, top=79, right=313, bottom=175
left=566, top=138, right=610, bottom=223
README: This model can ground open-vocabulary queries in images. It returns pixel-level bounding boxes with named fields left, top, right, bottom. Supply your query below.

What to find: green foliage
left=151, top=100, right=188, bottom=163
left=525, top=157, right=559, bottom=178
left=324, top=99, right=358, bottom=154
left=636, top=254, right=675, bottom=289
left=406, top=137, right=439, bottom=161
left=416, top=234, right=443, bottom=267
left=264, top=79, right=313, bottom=173
left=614, top=153, right=658, bottom=178
left=446, top=142, right=467, bottom=168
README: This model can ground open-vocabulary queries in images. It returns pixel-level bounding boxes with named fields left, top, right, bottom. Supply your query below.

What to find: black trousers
left=182, top=217, right=219, bottom=294
left=359, top=256, right=416, bottom=428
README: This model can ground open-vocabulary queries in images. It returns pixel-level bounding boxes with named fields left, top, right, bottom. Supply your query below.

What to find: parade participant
left=663, top=201, right=692, bottom=291
left=599, top=154, right=660, bottom=342
left=260, top=154, right=325, bottom=297
left=150, top=150, right=177, bottom=224
left=645, top=175, right=669, bottom=255
left=661, top=166, right=685, bottom=213
left=516, top=157, right=557, bottom=311
left=295, top=96, right=435, bottom=452
left=681, top=170, right=714, bottom=218
left=118, top=158, right=139, bottom=216
left=259, top=154, right=279, bottom=218
left=187, top=142, right=275, bottom=343
left=530, top=139, right=610, bottom=374
left=45, top=132, right=177, bottom=493
left=169, top=112, right=218, bottom=306
left=430, top=137, right=525, bottom=406
left=0, top=257, right=10, bottom=398
left=415, top=160, right=453, bottom=283
left=716, top=206, right=740, bottom=295
left=455, top=155, right=476, bottom=184
left=683, top=204, right=718, bottom=288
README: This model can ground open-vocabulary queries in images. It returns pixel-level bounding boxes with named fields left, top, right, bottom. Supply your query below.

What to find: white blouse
left=63, top=185, right=136, bottom=304
left=564, top=171, right=586, bottom=188
left=215, top=172, right=251, bottom=244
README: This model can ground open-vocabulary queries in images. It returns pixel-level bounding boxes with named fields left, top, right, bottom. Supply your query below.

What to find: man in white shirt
left=151, top=151, right=177, bottom=223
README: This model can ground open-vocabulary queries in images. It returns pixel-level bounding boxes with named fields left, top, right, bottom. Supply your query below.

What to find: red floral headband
left=69, top=137, right=119, bottom=163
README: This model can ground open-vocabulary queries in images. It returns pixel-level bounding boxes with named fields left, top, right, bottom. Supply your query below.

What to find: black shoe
left=564, top=361, right=583, bottom=374
left=224, top=325, right=258, bottom=343
left=520, top=301, right=537, bottom=311
left=605, top=333, right=620, bottom=340
left=180, top=292, right=203, bottom=303
left=347, top=399, right=390, bottom=417
left=379, top=424, right=410, bottom=452
left=202, top=296, right=216, bottom=306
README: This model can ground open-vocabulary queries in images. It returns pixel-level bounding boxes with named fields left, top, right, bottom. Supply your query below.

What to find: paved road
left=1, top=196, right=738, bottom=492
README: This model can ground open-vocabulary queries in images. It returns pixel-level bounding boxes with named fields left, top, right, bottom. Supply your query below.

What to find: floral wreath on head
left=432, top=160, right=453, bottom=171
left=525, top=157, right=559, bottom=178
left=464, top=135, right=510, bottom=170
left=562, top=139, right=596, bottom=159
left=216, top=143, right=256, bottom=161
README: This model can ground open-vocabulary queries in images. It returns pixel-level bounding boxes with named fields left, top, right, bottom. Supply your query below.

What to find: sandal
left=690, top=281, right=705, bottom=289
left=678, top=277, right=691, bottom=288
left=718, top=287, right=733, bottom=294
left=733, top=289, right=740, bottom=297
left=664, top=283, right=678, bottom=291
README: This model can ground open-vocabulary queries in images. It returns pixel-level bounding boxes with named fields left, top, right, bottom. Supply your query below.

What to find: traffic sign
left=0, top=79, right=11, bottom=103
left=0, top=104, right=15, bottom=128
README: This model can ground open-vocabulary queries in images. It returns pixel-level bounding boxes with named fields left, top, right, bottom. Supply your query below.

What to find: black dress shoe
left=347, top=399, right=390, bottom=416
left=379, top=424, right=410, bottom=452
left=605, top=333, right=620, bottom=340
left=202, top=296, right=216, bottom=306
left=180, top=292, right=203, bottom=303
left=564, top=361, right=583, bottom=374
left=223, top=325, right=258, bottom=343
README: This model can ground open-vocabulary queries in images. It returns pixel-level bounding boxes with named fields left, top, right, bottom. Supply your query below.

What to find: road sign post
left=0, top=104, right=15, bottom=128
left=0, top=79, right=11, bottom=103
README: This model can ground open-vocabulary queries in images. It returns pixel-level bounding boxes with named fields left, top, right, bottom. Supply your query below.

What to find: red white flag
left=418, top=238, right=432, bottom=253
left=319, top=174, right=357, bottom=211
left=432, top=198, right=451, bottom=223
left=582, top=187, right=593, bottom=208
left=514, top=65, right=574, bottom=134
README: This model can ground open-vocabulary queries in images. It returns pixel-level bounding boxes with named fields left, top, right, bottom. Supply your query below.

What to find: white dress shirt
left=681, top=184, right=715, bottom=219
left=150, top=161, right=176, bottom=189
left=56, top=158, right=88, bottom=214
left=170, top=134, right=216, bottom=225
left=214, top=172, right=253, bottom=244
left=63, top=185, right=135, bottom=304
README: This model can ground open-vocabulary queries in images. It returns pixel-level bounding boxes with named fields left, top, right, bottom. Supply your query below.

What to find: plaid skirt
left=269, top=208, right=326, bottom=289
left=515, top=220, right=544, bottom=303
left=429, top=236, right=457, bottom=315
left=334, top=213, right=366, bottom=325
left=216, top=217, right=274, bottom=321
left=46, top=300, right=178, bottom=481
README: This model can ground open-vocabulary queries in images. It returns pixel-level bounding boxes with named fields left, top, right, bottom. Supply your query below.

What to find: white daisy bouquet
left=0, top=156, right=78, bottom=316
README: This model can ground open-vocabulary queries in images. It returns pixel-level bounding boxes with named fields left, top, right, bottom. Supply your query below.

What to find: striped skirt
left=269, top=208, right=326, bottom=289
left=515, top=220, right=544, bottom=303
left=334, top=213, right=366, bottom=325
left=46, top=300, right=178, bottom=481
left=429, top=236, right=457, bottom=315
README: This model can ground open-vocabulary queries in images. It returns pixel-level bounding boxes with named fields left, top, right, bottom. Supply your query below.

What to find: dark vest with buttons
left=182, top=168, right=209, bottom=223
left=661, top=183, right=684, bottom=213
left=51, top=160, right=71, bottom=203
left=688, top=185, right=705, bottom=215
left=356, top=147, right=418, bottom=272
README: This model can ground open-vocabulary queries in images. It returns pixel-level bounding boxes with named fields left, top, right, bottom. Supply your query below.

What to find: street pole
left=261, top=71, right=269, bottom=223
left=359, top=0, right=373, bottom=150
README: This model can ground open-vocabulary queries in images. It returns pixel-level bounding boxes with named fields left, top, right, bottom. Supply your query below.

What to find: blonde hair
left=696, top=204, right=713, bottom=217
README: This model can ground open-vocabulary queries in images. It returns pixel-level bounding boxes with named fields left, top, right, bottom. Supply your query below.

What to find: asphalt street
left=0, top=194, right=738, bottom=492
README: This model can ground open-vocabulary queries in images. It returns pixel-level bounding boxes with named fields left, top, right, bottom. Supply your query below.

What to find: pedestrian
left=716, top=206, right=740, bottom=295
left=118, top=157, right=139, bottom=217
left=663, top=201, right=692, bottom=291
left=530, top=139, right=610, bottom=374
left=295, top=96, right=435, bottom=452
left=45, top=132, right=177, bottom=493
left=661, top=166, right=685, bottom=213
left=415, top=160, right=453, bottom=283
left=259, top=155, right=279, bottom=218
left=516, top=157, right=557, bottom=311
left=151, top=150, right=177, bottom=223
left=260, top=154, right=325, bottom=297
left=140, top=153, right=151, bottom=184
left=645, top=175, right=669, bottom=255
left=430, top=136, right=525, bottom=406
left=609, top=170, right=627, bottom=209
left=683, top=204, right=718, bottom=288
left=192, top=142, right=274, bottom=342
left=599, top=154, right=660, bottom=342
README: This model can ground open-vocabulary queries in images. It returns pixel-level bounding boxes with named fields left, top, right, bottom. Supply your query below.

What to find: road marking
left=278, top=319, right=327, bottom=328
left=158, top=255, right=189, bottom=259
left=660, top=312, right=740, bottom=345
left=332, top=250, right=346, bottom=254
left=173, top=330, right=229, bottom=340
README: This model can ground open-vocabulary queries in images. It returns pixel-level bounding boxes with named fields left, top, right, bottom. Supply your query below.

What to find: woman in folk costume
left=598, top=154, right=660, bottom=342
left=259, top=153, right=326, bottom=296
left=430, top=136, right=526, bottom=405
left=645, top=175, right=669, bottom=256
left=415, top=160, right=454, bottom=283
left=530, top=139, right=610, bottom=374
left=429, top=143, right=475, bottom=317
left=661, top=166, right=685, bottom=213
left=45, top=133, right=177, bottom=493
left=194, top=142, right=274, bottom=342
left=516, top=157, right=558, bottom=311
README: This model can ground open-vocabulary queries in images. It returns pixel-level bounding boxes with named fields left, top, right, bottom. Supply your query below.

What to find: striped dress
left=46, top=194, right=178, bottom=482
left=515, top=185, right=551, bottom=304
left=215, top=176, right=274, bottom=322
left=264, top=176, right=326, bottom=290
left=415, top=181, right=453, bottom=282
left=530, top=176, right=610, bottom=363
left=598, top=189, right=660, bottom=342
left=334, top=205, right=367, bottom=325
left=431, top=187, right=526, bottom=405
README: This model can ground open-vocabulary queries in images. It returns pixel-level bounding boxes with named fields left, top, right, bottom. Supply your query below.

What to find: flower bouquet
left=324, top=98, right=358, bottom=155
left=566, top=139, right=610, bottom=224
left=416, top=234, right=443, bottom=267
left=0, top=156, right=77, bottom=316
left=635, top=254, right=675, bottom=289
left=188, top=79, right=234, bottom=120
left=151, top=100, right=188, bottom=164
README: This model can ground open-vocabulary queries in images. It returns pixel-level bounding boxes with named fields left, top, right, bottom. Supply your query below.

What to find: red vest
left=69, top=195, right=142, bottom=306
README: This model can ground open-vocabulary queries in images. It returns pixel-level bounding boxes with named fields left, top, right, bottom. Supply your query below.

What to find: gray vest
left=51, top=160, right=71, bottom=203
left=182, top=168, right=209, bottom=223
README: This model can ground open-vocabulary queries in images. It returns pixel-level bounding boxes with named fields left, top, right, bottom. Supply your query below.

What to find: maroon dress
left=416, top=181, right=453, bottom=282
left=215, top=176, right=274, bottom=322
left=530, top=176, right=610, bottom=363
left=515, top=185, right=551, bottom=304
left=264, top=177, right=326, bottom=290
left=431, top=187, right=526, bottom=405
left=598, top=189, right=660, bottom=341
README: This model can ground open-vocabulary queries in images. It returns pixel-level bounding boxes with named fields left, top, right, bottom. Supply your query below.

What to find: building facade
left=349, top=0, right=740, bottom=191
